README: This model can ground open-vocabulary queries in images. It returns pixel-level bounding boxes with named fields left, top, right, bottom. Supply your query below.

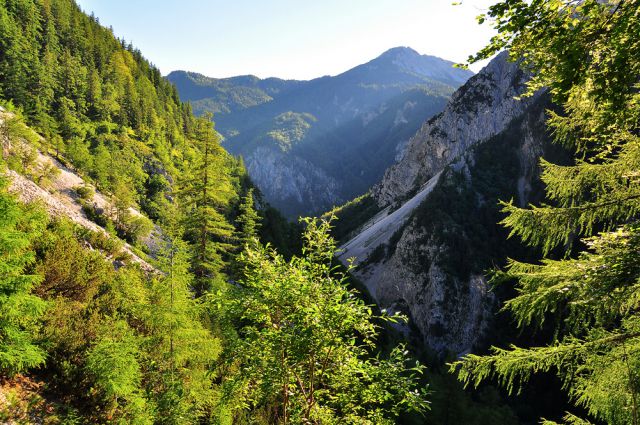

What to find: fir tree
left=451, top=2, right=640, bottom=424
left=236, top=187, right=260, bottom=248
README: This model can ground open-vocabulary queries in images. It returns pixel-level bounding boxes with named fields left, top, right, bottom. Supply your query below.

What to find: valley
left=168, top=47, right=473, bottom=217
left=0, top=0, right=637, bottom=424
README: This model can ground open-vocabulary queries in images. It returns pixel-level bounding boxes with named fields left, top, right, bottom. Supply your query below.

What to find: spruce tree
left=450, top=2, right=640, bottom=424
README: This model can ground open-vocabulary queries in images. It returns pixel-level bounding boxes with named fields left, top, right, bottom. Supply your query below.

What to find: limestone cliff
left=373, top=51, right=540, bottom=207
left=245, top=146, right=342, bottom=218
left=340, top=53, right=554, bottom=355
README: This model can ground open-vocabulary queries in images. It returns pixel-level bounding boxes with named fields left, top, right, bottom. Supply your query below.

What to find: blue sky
left=75, top=0, right=497, bottom=80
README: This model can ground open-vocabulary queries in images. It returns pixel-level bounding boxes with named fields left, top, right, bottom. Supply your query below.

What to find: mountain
left=165, top=72, right=303, bottom=116
left=168, top=47, right=474, bottom=217
left=334, top=52, right=563, bottom=356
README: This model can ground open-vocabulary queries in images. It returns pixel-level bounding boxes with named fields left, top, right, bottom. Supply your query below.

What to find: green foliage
left=235, top=188, right=260, bottom=248
left=147, top=236, right=221, bottom=423
left=452, top=1, right=640, bottom=424
left=179, top=113, right=236, bottom=294
left=419, top=369, right=519, bottom=425
left=0, top=0, right=242, bottom=228
left=323, top=192, right=381, bottom=244
left=255, top=111, right=316, bottom=152
left=123, top=214, right=154, bottom=245
left=0, top=176, right=47, bottom=375
left=166, top=71, right=282, bottom=116
left=85, top=322, right=151, bottom=424
left=256, top=204, right=303, bottom=260
left=73, top=184, right=94, bottom=201
left=219, top=218, right=429, bottom=424
left=1, top=107, right=42, bottom=176
left=32, top=217, right=223, bottom=423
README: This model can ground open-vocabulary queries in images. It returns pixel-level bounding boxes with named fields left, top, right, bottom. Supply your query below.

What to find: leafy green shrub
left=79, top=199, right=108, bottom=228
left=34, top=160, right=60, bottom=189
left=120, top=215, right=153, bottom=246
left=221, top=218, right=429, bottom=423
left=75, top=226, right=123, bottom=257
left=74, top=185, right=94, bottom=201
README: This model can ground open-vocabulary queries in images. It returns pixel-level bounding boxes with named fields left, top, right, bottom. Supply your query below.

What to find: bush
left=34, top=160, right=60, bottom=188
left=75, top=226, right=123, bottom=257
left=79, top=199, right=108, bottom=227
left=120, top=215, right=153, bottom=245
left=74, top=185, right=94, bottom=201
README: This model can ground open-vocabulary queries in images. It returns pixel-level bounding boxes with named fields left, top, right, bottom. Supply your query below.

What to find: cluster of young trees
left=0, top=171, right=429, bottom=423
left=452, top=1, right=640, bottom=424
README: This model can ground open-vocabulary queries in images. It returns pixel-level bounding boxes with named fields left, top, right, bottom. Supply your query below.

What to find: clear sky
left=75, top=0, right=497, bottom=80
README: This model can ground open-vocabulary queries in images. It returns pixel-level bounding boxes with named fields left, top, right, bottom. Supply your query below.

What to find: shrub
left=74, top=185, right=94, bottom=201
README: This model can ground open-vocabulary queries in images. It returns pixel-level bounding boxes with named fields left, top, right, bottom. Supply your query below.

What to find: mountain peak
left=351, top=46, right=473, bottom=87
left=379, top=46, right=420, bottom=58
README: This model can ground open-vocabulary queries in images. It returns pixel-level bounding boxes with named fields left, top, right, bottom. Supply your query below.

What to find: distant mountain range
left=168, top=47, right=473, bottom=217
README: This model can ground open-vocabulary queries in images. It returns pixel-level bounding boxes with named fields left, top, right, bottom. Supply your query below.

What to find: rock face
left=245, top=146, right=341, bottom=218
left=169, top=47, right=473, bottom=217
left=373, top=51, right=539, bottom=207
left=341, top=52, right=554, bottom=355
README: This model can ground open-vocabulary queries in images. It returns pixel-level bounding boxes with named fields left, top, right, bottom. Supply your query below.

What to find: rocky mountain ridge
left=339, top=52, right=554, bottom=355
left=373, top=51, right=539, bottom=206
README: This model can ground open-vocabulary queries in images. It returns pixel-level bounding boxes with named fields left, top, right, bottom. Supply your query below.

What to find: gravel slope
left=338, top=171, right=442, bottom=265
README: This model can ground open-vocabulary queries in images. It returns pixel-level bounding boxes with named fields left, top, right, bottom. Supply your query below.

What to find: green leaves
left=86, top=323, right=142, bottom=402
left=85, top=321, right=153, bottom=424
left=220, top=218, right=428, bottom=423
left=0, top=176, right=47, bottom=375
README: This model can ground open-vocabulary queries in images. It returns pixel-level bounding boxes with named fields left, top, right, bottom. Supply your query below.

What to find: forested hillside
left=0, top=0, right=429, bottom=423
left=0, top=0, right=244, bottom=224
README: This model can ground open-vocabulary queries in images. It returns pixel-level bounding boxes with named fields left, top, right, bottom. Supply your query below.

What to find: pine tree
left=450, top=2, right=640, bottom=424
